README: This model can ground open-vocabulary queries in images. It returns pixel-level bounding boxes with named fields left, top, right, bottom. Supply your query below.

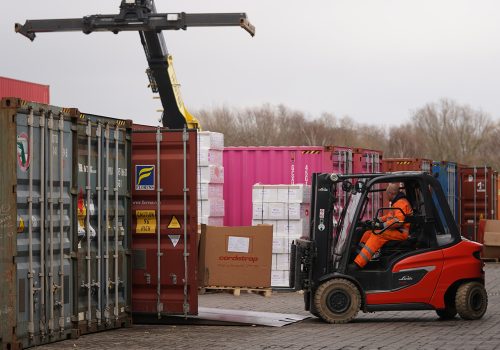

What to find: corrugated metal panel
left=131, top=129, right=198, bottom=318
left=382, top=158, right=433, bottom=172
left=432, top=161, right=459, bottom=223
left=73, top=112, right=132, bottom=335
left=0, top=77, right=50, bottom=104
left=0, top=98, right=132, bottom=349
left=1, top=98, right=75, bottom=349
left=223, top=146, right=353, bottom=227
left=459, top=166, right=498, bottom=241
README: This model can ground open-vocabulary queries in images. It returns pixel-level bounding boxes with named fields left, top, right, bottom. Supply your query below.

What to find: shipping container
left=223, top=146, right=353, bottom=227
left=382, top=158, right=433, bottom=173
left=131, top=129, right=198, bottom=321
left=432, top=161, right=459, bottom=222
left=73, top=113, right=132, bottom=336
left=352, top=148, right=383, bottom=219
left=459, top=167, right=498, bottom=241
left=0, top=98, right=132, bottom=349
left=0, top=76, right=50, bottom=104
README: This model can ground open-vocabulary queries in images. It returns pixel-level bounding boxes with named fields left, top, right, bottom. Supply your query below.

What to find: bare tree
left=410, top=99, right=494, bottom=164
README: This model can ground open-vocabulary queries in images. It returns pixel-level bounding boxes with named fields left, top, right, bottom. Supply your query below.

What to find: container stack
left=251, top=184, right=311, bottom=287
left=197, top=131, right=225, bottom=226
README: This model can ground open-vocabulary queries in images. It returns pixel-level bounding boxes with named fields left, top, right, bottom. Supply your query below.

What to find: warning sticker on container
left=168, top=216, right=181, bottom=229
left=136, top=210, right=156, bottom=234
left=169, top=234, right=180, bottom=247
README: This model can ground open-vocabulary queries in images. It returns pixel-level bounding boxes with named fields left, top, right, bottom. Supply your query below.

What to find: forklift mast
left=15, top=0, right=255, bottom=129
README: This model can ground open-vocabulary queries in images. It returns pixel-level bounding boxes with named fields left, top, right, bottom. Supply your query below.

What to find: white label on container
left=227, top=236, right=250, bottom=253
left=78, top=312, right=85, bottom=321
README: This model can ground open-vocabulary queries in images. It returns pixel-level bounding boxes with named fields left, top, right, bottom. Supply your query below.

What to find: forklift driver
left=353, top=183, right=413, bottom=269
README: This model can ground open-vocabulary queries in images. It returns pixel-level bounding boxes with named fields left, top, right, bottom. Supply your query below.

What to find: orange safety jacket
left=378, top=193, right=413, bottom=235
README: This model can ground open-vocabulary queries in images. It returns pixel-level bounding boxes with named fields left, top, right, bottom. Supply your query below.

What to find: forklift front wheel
left=455, top=281, right=488, bottom=320
left=314, top=279, right=361, bottom=324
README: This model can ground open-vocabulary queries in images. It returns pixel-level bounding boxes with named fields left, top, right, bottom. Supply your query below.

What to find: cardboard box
left=197, top=165, right=224, bottom=183
left=198, top=183, right=224, bottom=200
left=277, top=185, right=311, bottom=203
left=198, top=225, right=272, bottom=288
left=275, top=253, right=291, bottom=270
left=197, top=131, right=224, bottom=150
left=253, top=185, right=279, bottom=202
left=481, top=220, right=500, bottom=259
left=198, top=216, right=224, bottom=226
left=483, top=232, right=500, bottom=259
left=198, top=148, right=223, bottom=166
left=276, top=219, right=309, bottom=238
left=198, top=198, right=225, bottom=217
left=271, top=270, right=290, bottom=287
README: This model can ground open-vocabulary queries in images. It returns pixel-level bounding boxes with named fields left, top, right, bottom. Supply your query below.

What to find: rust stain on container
left=131, top=129, right=198, bottom=318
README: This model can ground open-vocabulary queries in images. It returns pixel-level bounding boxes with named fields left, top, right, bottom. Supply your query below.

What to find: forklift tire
left=455, top=282, right=488, bottom=320
left=314, top=279, right=361, bottom=324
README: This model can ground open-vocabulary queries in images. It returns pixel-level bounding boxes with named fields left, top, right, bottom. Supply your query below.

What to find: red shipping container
left=0, top=76, right=50, bottom=104
left=131, top=129, right=198, bottom=318
left=459, top=166, right=498, bottom=242
left=352, top=148, right=383, bottom=174
left=382, top=158, right=433, bottom=173
left=223, top=146, right=353, bottom=227
left=352, top=148, right=384, bottom=219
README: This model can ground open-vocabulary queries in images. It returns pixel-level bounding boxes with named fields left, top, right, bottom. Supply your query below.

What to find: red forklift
left=291, top=172, right=488, bottom=323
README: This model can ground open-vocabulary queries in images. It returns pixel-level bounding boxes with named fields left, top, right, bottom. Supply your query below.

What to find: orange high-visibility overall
left=354, top=195, right=413, bottom=268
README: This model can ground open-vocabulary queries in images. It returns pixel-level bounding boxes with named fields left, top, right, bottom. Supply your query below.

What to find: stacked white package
left=197, top=131, right=225, bottom=226
left=252, top=184, right=311, bottom=287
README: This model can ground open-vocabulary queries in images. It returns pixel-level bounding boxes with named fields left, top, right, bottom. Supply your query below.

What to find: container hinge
left=183, top=252, right=190, bottom=258
left=70, top=187, right=78, bottom=196
left=70, top=124, right=77, bottom=131
left=12, top=184, right=17, bottom=193
left=182, top=131, right=189, bottom=142
left=124, top=249, right=132, bottom=256
left=69, top=251, right=78, bottom=259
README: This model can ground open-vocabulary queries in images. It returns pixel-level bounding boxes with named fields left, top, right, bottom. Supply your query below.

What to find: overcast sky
left=2, top=1, right=500, bottom=126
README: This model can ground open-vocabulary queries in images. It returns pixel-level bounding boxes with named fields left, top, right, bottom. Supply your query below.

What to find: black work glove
left=363, top=219, right=373, bottom=227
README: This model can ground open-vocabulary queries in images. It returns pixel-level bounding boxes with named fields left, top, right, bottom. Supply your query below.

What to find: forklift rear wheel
left=314, top=279, right=361, bottom=324
left=455, top=281, right=488, bottom=320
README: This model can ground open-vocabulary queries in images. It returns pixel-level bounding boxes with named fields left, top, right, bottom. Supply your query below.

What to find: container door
left=16, top=107, right=73, bottom=347
left=131, top=129, right=198, bottom=318
left=460, top=167, right=495, bottom=241
left=75, top=117, right=131, bottom=334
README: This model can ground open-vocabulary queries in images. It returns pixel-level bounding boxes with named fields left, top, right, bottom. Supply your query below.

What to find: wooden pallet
left=199, top=286, right=272, bottom=297
left=481, top=257, right=500, bottom=263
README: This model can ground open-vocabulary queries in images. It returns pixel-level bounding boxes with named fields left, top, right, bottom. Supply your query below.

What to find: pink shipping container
left=223, top=146, right=353, bottom=227
left=0, top=76, right=50, bottom=104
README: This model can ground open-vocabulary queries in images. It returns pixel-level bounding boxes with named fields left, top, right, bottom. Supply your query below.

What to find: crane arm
left=15, top=1, right=254, bottom=128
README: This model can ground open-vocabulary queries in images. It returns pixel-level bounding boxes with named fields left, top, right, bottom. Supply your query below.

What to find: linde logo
left=399, top=275, right=413, bottom=281
left=219, top=255, right=259, bottom=263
